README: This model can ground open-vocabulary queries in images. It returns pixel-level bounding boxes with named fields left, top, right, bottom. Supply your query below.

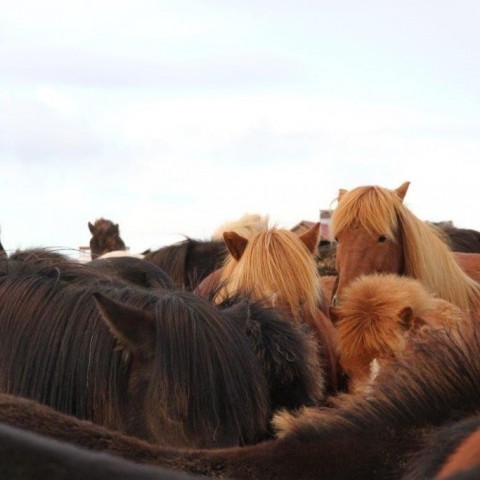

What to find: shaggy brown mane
left=331, top=183, right=480, bottom=312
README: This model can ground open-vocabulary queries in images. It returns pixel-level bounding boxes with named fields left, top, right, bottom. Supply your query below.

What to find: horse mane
left=0, top=264, right=270, bottom=447
left=145, top=290, right=270, bottom=446
left=144, top=238, right=226, bottom=290
left=273, top=322, right=480, bottom=442
left=212, top=213, right=270, bottom=241
left=331, top=184, right=480, bottom=312
left=215, top=227, right=325, bottom=323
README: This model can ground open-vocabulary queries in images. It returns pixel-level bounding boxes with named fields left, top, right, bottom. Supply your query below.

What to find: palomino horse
left=331, top=181, right=480, bottom=316
left=198, top=223, right=342, bottom=395
left=330, top=273, right=469, bottom=392
left=144, top=237, right=227, bottom=290
left=211, top=212, right=270, bottom=241
left=88, top=218, right=126, bottom=260
left=2, top=324, right=480, bottom=479
left=0, top=255, right=273, bottom=448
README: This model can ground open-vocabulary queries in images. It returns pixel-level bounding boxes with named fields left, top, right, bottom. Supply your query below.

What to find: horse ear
left=88, top=222, right=95, bottom=234
left=329, top=306, right=340, bottom=325
left=223, top=231, right=248, bottom=261
left=93, top=292, right=155, bottom=359
left=338, top=188, right=347, bottom=201
left=395, top=182, right=410, bottom=201
left=299, top=222, right=321, bottom=253
left=398, top=306, right=414, bottom=330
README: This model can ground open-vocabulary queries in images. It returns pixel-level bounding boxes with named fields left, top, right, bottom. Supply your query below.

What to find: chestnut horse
left=331, top=181, right=480, bottom=316
left=0, top=257, right=272, bottom=448
left=3, top=324, right=480, bottom=479
left=330, top=273, right=469, bottom=392
left=88, top=218, right=126, bottom=260
left=198, top=223, right=342, bottom=394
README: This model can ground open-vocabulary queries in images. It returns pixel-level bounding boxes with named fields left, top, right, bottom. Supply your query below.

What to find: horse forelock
left=146, top=291, right=269, bottom=447
left=332, top=186, right=401, bottom=240
left=218, top=228, right=323, bottom=321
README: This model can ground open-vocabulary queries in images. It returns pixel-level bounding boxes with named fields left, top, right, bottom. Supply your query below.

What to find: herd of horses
left=0, top=184, right=480, bottom=478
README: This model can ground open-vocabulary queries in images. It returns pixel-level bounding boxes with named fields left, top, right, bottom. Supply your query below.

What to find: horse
left=211, top=212, right=270, bottom=241
left=144, top=237, right=227, bottom=290
left=0, top=259, right=272, bottom=448
left=329, top=273, right=470, bottom=392
left=197, top=223, right=342, bottom=395
left=401, top=414, right=480, bottom=480
left=0, top=421, right=201, bottom=480
left=3, top=323, right=480, bottom=479
left=330, top=181, right=480, bottom=316
left=433, top=222, right=480, bottom=254
left=88, top=218, right=127, bottom=260
left=87, top=256, right=175, bottom=290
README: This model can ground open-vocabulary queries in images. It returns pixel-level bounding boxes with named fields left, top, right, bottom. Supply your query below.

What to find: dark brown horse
left=144, top=238, right=227, bottom=290
left=2, top=324, right=480, bottom=479
left=0, top=259, right=271, bottom=448
left=88, top=218, right=127, bottom=260
left=0, top=421, right=201, bottom=480
left=87, top=256, right=175, bottom=290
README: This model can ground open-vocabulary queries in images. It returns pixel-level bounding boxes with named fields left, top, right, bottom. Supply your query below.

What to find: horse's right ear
left=395, top=182, right=410, bottom=201
left=338, top=188, right=347, bottom=201
left=88, top=222, right=95, bottom=234
left=299, top=222, right=320, bottom=254
left=93, top=292, right=155, bottom=360
left=223, top=231, right=248, bottom=261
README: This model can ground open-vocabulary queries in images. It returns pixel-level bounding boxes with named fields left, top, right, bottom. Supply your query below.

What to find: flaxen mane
left=215, top=227, right=325, bottom=323
left=212, top=213, right=270, bottom=241
left=331, top=183, right=480, bottom=312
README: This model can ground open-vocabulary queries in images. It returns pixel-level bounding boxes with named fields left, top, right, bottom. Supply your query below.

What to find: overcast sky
left=1, top=1, right=479, bottom=257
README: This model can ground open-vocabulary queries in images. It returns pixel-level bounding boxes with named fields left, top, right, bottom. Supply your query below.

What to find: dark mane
left=3, top=324, right=480, bottom=479
left=0, top=262, right=271, bottom=447
left=144, top=238, right=226, bottom=290
left=88, top=256, right=175, bottom=290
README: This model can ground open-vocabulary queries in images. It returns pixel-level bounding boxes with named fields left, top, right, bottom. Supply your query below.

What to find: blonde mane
left=212, top=213, right=270, bottom=241
left=331, top=184, right=480, bottom=313
left=215, top=227, right=323, bottom=323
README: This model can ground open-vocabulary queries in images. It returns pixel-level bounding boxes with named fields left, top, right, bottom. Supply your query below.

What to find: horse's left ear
left=395, top=182, right=410, bottom=201
left=223, top=231, right=248, bottom=261
left=93, top=292, right=155, bottom=360
left=398, top=306, right=414, bottom=330
left=299, top=222, right=321, bottom=253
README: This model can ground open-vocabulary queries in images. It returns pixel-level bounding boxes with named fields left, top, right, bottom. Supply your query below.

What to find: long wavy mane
left=215, top=227, right=325, bottom=323
left=331, top=184, right=480, bottom=312
left=0, top=261, right=270, bottom=447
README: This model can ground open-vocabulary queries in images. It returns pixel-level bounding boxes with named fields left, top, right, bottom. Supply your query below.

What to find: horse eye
left=378, top=235, right=387, bottom=243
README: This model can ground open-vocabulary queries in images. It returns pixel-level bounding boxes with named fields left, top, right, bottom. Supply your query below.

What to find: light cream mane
left=215, top=227, right=323, bottom=323
left=212, top=213, right=270, bottom=241
left=331, top=184, right=480, bottom=312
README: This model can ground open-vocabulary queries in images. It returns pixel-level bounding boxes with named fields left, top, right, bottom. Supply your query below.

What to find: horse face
left=333, top=226, right=404, bottom=305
